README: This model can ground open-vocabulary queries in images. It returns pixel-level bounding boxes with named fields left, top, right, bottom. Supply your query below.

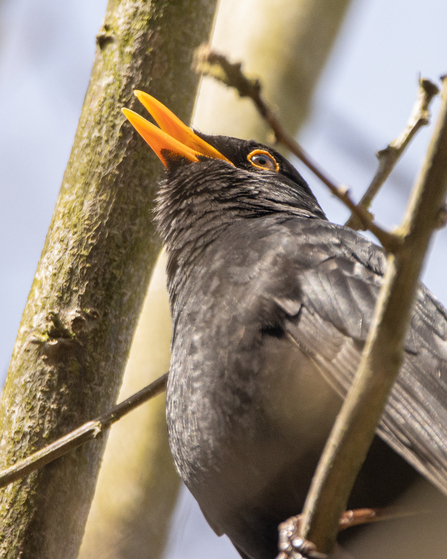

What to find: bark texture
left=0, top=1, right=217, bottom=557
left=78, top=251, right=178, bottom=559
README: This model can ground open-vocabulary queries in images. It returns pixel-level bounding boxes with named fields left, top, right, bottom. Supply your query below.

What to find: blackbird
left=123, top=93, right=447, bottom=559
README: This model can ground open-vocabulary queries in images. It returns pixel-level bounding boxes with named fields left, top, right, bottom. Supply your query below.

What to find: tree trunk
left=194, top=0, right=354, bottom=142
left=79, top=251, right=178, bottom=559
left=0, top=1, right=218, bottom=557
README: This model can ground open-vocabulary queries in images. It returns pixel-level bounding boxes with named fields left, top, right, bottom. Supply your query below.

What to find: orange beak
left=122, top=91, right=232, bottom=168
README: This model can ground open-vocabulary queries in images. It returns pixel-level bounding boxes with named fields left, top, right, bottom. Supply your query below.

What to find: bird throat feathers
left=155, top=150, right=326, bottom=254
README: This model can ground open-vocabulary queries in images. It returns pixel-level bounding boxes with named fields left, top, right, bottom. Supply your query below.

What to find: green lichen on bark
left=0, top=0, right=218, bottom=557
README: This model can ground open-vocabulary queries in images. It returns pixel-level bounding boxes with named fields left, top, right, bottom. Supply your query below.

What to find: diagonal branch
left=0, top=373, right=168, bottom=489
left=194, top=44, right=398, bottom=251
left=345, top=78, right=439, bottom=230
left=298, top=76, right=447, bottom=554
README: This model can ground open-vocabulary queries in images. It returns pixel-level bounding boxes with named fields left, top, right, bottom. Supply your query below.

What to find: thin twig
left=0, top=373, right=168, bottom=489
left=194, top=44, right=398, bottom=251
left=298, top=77, right=447, bottom=554
left=345, top=78, right=439, bottom=230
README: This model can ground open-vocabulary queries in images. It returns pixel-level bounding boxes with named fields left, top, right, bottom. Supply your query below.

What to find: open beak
left=122, top=91, right=232, bottom=168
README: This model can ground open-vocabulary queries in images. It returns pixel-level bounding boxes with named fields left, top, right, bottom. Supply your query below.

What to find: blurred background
left=1, top=0, right=447, bottom=557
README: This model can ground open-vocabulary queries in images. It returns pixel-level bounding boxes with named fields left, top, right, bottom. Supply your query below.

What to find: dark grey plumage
left=157, top=135, right=447, bottom=559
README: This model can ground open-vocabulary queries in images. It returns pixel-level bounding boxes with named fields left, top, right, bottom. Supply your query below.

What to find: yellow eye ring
left=247, top=149, right=279, bottom=172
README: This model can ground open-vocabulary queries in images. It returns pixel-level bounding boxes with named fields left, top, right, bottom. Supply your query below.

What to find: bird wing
left=272, top=218, right=447, bottom=496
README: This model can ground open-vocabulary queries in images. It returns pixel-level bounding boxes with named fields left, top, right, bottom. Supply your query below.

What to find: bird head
left=122, top=92, right=326, bottom=249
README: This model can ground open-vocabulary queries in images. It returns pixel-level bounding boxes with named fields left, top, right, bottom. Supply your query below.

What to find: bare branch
left=346, top=78, right=439, bottom=230
left=0, top=374, right=168, bottom=489
left=298, top=77, right=447, bottom=554
left=194, top=44, right=398, bottom=251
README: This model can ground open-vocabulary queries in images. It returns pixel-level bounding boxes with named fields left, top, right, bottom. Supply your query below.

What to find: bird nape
left=123, top=92, right=447, bottom=559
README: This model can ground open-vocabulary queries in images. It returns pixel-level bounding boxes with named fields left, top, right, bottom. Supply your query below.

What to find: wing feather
left=275, top=219, right=447, bottom=495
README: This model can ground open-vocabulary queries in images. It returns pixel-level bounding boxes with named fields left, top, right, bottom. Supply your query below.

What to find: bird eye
left=247, top=150, right=279, bottom=172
